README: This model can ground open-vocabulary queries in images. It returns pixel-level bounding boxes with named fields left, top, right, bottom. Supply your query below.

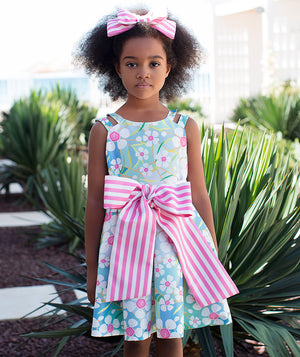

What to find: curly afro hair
left=74, top=8, right=203, bottom=102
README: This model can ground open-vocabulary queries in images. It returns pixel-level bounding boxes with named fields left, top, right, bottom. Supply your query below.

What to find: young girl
left=77, top=8, right=238, bottom=357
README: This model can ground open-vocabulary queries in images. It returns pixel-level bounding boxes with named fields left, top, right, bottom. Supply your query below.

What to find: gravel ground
left=0, top=195, right=269, bottom=356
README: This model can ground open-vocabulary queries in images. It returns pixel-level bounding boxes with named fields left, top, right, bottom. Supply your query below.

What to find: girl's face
left=115, top=37, right=171, bottom=102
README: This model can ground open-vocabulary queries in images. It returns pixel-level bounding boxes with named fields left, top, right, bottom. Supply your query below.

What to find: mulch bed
left=0, top=194, right=269, bottom=356
left=0, top=193, right=42, bottom=212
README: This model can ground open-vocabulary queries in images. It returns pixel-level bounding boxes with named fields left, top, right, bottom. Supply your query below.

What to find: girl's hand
left=87, top=267, right=98, bottom=305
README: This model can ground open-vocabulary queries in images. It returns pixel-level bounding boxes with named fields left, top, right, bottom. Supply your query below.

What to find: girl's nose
left=137, top=67, right=150, bottom=79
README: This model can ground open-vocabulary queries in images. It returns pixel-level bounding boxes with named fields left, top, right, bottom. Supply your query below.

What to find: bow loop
left=107, top=9, right=176, bottom=39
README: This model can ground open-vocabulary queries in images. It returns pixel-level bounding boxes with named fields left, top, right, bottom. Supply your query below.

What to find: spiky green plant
left=34, top=155, right=87, bottom=251
left=23, top=125, right=300, bottom=356
left=46, top=84, right=97, bottom=146
left=0, top=90, right=70, bottom=198
left=230, top=87, right=300, bottom=142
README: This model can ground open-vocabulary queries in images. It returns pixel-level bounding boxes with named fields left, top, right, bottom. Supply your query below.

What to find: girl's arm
left=185, top=118, right=218, bottom=253
left=85, top=122, right=108, bottom=304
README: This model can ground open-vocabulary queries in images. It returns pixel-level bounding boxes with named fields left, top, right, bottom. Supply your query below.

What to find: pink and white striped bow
left=107, top=9, right=176, bottom=39
left=103, top=176, right=239, bottom=306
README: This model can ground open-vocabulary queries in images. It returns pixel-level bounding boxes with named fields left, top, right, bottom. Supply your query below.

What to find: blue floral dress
left=91, top=110, right=232, bottom=341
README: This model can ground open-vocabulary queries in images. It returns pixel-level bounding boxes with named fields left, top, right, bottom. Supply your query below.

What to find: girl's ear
left=165, top=64, right=171, bottom=78
left=114, top=62, right=121, bottom=78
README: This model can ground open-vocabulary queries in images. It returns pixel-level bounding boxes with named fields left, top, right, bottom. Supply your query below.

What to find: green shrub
left=46, top=84, right=97, bottom=147
left=23, top=126, right=300, bottom=356
left=34, top=155, right=87, bottom=251
left=168, top=98, right=205, bottom=120
left=230, top=87, right=300, bottom=141
left=0, top=86, right=96, bottom=199
left=0, top=90, right=70, bottom=197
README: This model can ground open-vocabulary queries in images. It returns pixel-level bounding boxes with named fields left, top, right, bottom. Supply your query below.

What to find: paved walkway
left=0, top=211, right=53, bottom=227
left=0, top=179, right=88, bottom=320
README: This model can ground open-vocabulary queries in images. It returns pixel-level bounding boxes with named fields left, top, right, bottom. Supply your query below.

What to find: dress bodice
left=98, top=110, right=189, bottom=185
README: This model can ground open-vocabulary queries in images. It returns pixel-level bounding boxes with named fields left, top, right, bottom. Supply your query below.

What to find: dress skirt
left=91, top=209, right=232, bottom=341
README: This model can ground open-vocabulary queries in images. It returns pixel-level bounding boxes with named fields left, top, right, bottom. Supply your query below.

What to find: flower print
left=143, top=130, right=159, bottom=147
left=154, top=263, right=165, bottom=277
left=136, top=298, right=146, bottom=309
left=177, top=323, right=184, bottom=335
left=96, top=274, right=106, bottom=289
left=201, top=304, right=227, bottom=325
left=165, top=256, right=177, bottom=268
left=107, top=235, right=114, bottom=246
left=99, top=231, right=114, bottom=252
left=104, top=211, right=112, bottom=222
left=155, top=148, right=169, bottom=169
left=189, top=316, right=201, bottom=328
left=110, top=131, right=120, bottom=142
left=186, top=294, right=196, bottom=305
left=99, top=315, right=120, bottom=335
left=159, top=275, right=177, bottom=294
left=123, top=300, right=136, bottom=313
left=126, top=327, right=135, bottom=337
left=160, top=241, right=173, bottom=253
left=135, top=299, right=151, bottom=319
left=135, top=147, right=149, bottom=161
left=136, top=309, right=146, bottom=319
left=107, top=128, right=129, bottom=151
left=110, top=158, right=122, bottom=175
left=159, top=295, right=174, bottom=312
left=160, top=328, right=171, bottom=338
left=172, top=127, right=187, bottom=158
left=157, top=319, right=180, bottom=339
left=165, top=319, right=176, bottom=330
left=180, top=136, right=187, bottom=147
left=174, top=286, right=184, bottom=301
left=140, top=163, right=153, bottom=177
left=92, top=317, right=100, bottom=328
left=98, top=254, right=110, bottom=268
left=172, top=127, right=184, bottom=145
left=125, top=318, right=139, bottom=338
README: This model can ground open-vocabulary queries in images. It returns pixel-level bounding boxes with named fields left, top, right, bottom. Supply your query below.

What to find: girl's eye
left=126, top=62, right=136, bottom=68
left=150, top=62, right=160, bottom=68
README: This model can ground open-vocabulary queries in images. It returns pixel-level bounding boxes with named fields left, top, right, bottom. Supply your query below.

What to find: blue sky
left=0, top=0, right=212, bottom=75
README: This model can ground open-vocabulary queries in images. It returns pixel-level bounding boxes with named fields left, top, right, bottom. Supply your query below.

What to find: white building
left=210, top=0, right=300, bottom=122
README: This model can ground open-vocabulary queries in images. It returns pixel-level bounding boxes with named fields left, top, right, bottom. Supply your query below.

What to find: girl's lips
left=136, top=83, right=151, bottom=88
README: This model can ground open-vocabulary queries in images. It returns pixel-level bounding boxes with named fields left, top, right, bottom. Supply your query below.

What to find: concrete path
left=0, top=211, right=53, bottom=227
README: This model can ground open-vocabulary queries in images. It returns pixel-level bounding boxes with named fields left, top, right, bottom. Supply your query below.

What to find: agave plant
left=199, top=124, right=300, bottom=356
left=23, top=125, right=300, bottom=356
left=230, top=87, right=300, bottom=142
left=46, top=84, right=97, bottom=146
left=0, top=90, right=71, bottom=198
left=34, top=155, right=87, bottom=251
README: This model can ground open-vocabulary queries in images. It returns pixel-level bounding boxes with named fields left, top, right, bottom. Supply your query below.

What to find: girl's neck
left=116, top=97, right=169, bottom=122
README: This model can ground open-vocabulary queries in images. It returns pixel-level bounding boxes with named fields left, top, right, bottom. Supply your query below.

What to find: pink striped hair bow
left=107, top=9, right=176, bottom=39
left=103, top=175, right=239, bottom=306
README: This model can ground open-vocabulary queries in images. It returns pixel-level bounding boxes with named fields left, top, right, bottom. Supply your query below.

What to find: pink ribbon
left=107, top=9, right=176, bottom=39
left=103, top=176, right=239, bottom=306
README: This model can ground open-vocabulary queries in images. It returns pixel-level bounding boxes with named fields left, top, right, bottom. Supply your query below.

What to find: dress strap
left=176, top=114, right=189, bottom=128
left=95, top=114, right=119, bottom=130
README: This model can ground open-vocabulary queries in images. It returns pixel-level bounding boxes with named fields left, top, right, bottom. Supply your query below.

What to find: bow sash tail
left=103, top=175, right=239, bottom=307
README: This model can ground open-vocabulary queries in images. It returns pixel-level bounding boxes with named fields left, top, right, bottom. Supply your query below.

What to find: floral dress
left=91, top=110, right=233, bottom=341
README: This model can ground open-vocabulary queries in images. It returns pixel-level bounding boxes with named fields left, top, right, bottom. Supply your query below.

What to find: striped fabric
left=103, top=175, right=239, bottom=306
left=107, top=9, right=176, bottom=39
